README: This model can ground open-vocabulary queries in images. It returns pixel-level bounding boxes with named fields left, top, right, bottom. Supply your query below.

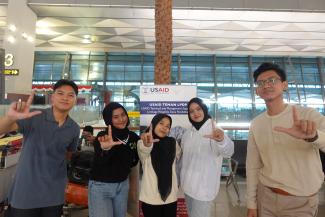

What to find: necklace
left=115, top=134, right=129, bottom=145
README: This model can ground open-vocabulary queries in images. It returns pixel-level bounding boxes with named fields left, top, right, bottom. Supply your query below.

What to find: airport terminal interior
left=1, top=0, right=325, bottom=217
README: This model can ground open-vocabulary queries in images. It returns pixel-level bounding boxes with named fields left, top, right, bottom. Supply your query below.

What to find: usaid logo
left=142, top=87, right=170, bottom=94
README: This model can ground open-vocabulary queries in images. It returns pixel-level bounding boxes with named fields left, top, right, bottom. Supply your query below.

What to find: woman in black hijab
left=88, top=102, right=139, bottom=217
left=138, top=113, right=181, bottom=217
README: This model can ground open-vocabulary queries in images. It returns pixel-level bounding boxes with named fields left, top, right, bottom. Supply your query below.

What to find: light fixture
left=9, top=24, right=16, bottom=32
left=27, top=36, right=34, bottom=42
left=83, top=35, right=91, bottom=39
left=82, top=39, right=92, bottom=44
left=7, top=36, right=15, bottom=43
left=22, top=32, right=28, bottom=39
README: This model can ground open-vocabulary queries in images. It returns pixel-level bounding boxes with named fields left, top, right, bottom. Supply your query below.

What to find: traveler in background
left=138, top=113, right=181, bottom=217
left=0, top=79, right=80, bottom=217
left=78, top=125, right=95, bottom=150
left=180, top=97, right=234, bottom=217
left=88, top=102, right=139, bottom=217
left=246, top=62, right=325, bottom=217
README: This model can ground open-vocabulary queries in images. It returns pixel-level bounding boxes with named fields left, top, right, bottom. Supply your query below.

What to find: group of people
left=0, top=62, right=324, bottom=217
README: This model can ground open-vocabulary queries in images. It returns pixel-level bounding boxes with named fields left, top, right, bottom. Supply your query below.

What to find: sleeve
left=175, top=141, right=182, bottom=160
left=209, top=124, right=234, bottom=158
left=67, top=128, right=80, bottom=152
left=137, top=140, right=153, bottom=162
left=246, top=128, right=263, bottom=209
left=16, top=118, right=32, bottom=135
left=93, top=131, right=107, bottom=154
left=306, top=108, right=325, bottom=152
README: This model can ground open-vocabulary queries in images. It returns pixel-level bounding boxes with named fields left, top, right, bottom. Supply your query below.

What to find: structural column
left=3, top=0, right=37, bottom=94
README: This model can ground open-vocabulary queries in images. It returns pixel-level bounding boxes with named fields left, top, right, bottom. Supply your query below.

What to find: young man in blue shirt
left=0, top=79, right=80, bottom=217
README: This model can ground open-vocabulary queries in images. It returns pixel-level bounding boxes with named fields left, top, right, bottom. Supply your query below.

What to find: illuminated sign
left=5, top=53, right=14, bottom=67
left=3, top=69, right=19, bottom=75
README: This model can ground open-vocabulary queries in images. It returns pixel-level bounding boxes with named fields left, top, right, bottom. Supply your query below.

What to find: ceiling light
left=83, top=35, right=91, bottom=39
left=22, top=32, right=28, bottom=39
left=7, top=36, right=15, bottom=43
left=82, top=39, right=92, bottom=44
left=27, top=36, right=34, bottom=42
left=9, top=24, right=16, bottom=32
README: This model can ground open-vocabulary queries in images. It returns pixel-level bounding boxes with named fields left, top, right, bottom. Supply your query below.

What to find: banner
left=139, top=85, right=197, bottom=217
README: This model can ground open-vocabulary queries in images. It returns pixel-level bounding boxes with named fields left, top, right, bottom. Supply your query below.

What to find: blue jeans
left=88, top=179, right=129, bottom=217
left=184, top=194, right=213, bottom=217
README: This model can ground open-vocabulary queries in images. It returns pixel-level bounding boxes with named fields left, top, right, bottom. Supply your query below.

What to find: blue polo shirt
left=8, top=107, right=79, bottom=209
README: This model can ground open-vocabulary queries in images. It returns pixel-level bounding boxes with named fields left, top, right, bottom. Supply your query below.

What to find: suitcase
left=65, top=182, right=88, bottom=206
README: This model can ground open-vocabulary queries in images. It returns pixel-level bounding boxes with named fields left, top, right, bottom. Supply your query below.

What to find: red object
left=65, top=182, right=88, bottom=206
left=139, top=198, right=188, bottom=217
left=32, top=85, right=92, bottom=92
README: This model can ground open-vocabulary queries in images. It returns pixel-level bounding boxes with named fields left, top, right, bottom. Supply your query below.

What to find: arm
left=176, top=141, right=182, bottom=160
left=0, top=92, right=41, bottom=135
left=212, top=133, right=234, bottom=158
left=0, top=116, right=18, bottom=135
left=246, top=129, right=263, bottom=211
left=137, top=139, right=153, bottom=161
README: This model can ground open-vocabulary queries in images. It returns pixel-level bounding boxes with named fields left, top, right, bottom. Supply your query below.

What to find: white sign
left=139, top=85, right=197, bottom=130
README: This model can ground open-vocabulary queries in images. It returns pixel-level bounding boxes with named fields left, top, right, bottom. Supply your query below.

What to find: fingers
left=274, top=126, right=290, bottom=134
left=15, top=99, right=25, bottom=112
left=27, top=110, right=42, bottom=118
left=26, top=91, right=35, bottom=107
left=108, top=125, right=112, bottom=137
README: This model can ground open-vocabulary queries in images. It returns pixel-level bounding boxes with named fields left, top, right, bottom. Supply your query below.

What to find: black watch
left=304, top=132, right=318, bottom=143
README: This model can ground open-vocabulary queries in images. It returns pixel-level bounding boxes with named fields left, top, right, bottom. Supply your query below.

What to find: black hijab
left=187, top=97, right=211, bottom=130
left=149, top=113, right=176, bottom=201
left=102, top=102, right=130, bottom=141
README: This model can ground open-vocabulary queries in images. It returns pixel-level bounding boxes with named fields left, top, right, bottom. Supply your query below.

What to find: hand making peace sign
left=274, top=106, right=317, bottom=140
left=7, top=91, right=42, bottom=121
left=204, top=119, right=224, bottom=142
left=140, top=124, right=160, bottom=147
left=98, top=125, right=123, bottom=150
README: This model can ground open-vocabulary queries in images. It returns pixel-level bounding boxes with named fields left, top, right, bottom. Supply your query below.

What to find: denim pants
left=88, top=179, right=129, bottom=217
left=184, top=194, right=213, bottom=217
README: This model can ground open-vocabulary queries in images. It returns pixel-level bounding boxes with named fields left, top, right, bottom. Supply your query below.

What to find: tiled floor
left=68, top=180, right=325, bottom=217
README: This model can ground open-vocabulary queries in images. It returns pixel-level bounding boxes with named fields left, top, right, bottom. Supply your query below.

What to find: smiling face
left=111, top=107, right=128, bottom=129
left=51, top=85, right=76, bottom=113
left=154, top=117, right=171, bottom=138
left=255, top=70, right=288, bottom=102
left=188, top=102, right=205, bottom=123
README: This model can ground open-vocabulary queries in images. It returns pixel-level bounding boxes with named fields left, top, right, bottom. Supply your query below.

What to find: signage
left=3, top=69, right=19, bottom=75
left=5, top=53, right=14, bottom=67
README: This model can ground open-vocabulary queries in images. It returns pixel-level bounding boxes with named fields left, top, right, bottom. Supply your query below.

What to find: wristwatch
left=304, top=132, right=318, bottom=143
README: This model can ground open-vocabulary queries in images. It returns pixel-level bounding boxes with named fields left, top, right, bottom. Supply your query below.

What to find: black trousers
left=141, top=201, right=177, bottom=217
left=4, top=204, right=63, bottom=217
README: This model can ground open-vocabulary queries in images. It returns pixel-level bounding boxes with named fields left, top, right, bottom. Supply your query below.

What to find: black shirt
left=90, top=130, right=139, bottom=183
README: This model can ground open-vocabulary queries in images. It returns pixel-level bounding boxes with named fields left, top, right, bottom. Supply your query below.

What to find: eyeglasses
left=255, top=77, right=282, bottom=88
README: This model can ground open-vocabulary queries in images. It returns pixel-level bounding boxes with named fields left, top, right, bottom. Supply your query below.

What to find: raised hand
left=7, top=91, right=42, bottom=121
left=274, top=106, right=317, bottom=140
left=204, top=119, right=224, bottom=142
left=140, top=124, right=159, bottom=147
left=98, top=125, right=123, bottom=150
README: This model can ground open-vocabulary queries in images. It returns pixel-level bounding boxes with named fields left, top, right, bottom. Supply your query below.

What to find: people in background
left=78, top=125, right=95, bottom=150
left=246, top=62, right=325, bottom=217
left=88, top=102, right=139, bottom=217
left=180, top=97, right=234, bottom=217
left=0, top=79, right=80, bottom=217
left=138, top=113, right=181, bottom=217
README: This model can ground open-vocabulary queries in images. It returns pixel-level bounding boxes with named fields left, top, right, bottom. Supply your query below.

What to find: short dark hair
left=253, top=62, right=286, bottom=82
left=83, top=125, right=94, bottom=135
left=53, top=79, right=78, bottom=96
